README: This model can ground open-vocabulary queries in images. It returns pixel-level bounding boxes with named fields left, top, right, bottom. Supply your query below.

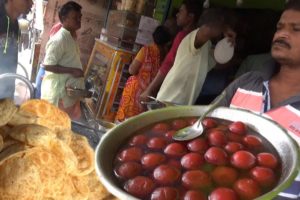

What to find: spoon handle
left=196, top=91, right=226, bottom=127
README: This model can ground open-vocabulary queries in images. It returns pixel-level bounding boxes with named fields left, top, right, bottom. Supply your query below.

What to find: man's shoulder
left=236, top=71, right=266, bottom=82
left=175, top=30, right=191, bottom=40
left=227, top=71, right=266, bottom=93
left=178, top=28, right=197, bottom=40
left=47, top=31, right=68, bottom=46
left=177, top=29, right=199, bottom=49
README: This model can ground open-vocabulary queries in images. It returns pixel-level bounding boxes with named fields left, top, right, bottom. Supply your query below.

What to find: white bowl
left=214, top=37, right=234, bottom=64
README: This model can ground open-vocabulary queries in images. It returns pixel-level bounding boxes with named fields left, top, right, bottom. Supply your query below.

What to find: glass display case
left=84, top=39, right=136, bottom=122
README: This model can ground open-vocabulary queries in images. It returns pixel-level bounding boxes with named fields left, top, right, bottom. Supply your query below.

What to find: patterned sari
left=115, top=44, right=161, bottom=122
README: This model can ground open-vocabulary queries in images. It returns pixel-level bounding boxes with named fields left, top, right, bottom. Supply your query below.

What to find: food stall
left=90, top=1, right=300, bottom=200
left=82, top=0, right=165, bottom=122
left=1, top=0, right=300, bottom=199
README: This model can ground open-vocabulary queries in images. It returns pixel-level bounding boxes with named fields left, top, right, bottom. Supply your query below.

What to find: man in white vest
left=156, top=8, right=237, bottom=105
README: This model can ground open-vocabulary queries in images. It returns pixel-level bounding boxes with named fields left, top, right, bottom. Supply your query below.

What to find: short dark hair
left=0, top=0, right=7, bottom=5
left=152, top=25, right=171, bottom=46
left=58, top=1, right=82, bottom=22
left=199, top=8, right=238, bottom=30
left=182, top=0, right=204, bottom=23
left=284, top=0, right=300, bottom=11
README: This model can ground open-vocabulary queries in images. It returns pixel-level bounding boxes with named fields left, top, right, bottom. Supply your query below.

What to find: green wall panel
left=210, top=0, right=286, bottom=10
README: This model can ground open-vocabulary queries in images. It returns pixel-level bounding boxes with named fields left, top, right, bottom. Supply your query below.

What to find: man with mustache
left=218, top=0, right=300, bottom=198
left=0, top=0, right=33, bottom=99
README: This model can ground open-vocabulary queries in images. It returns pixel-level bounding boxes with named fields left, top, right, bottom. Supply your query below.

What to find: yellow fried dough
left=9, top=124, right=79, bottom=175
left=69, top=133, right=95, bottom=176
left=0, top=125, right=11, bottom=139
left=71, top=176, right=90, bottom=200
left=9, top=124, right=56, bottom=147
left=0, top=143, right=27, bottom=161
left=30, top=149, right=70, bottom=199
left=0, top=148, right=44, bottom=200
left=1, top=137, right=21, bottom=150
left=0, top=147, right=81, bottom=200
left=0, top=99, right=114, bottom=199
left=0, top=99, right=17, bottom=127
left=49, top=139, right=79, bottom=175
left=55, top=128, right=72, bottom=145
left=0, top=135, right=3, bottom=152
left=87, top=170, right=119, bottom=200
left=20, top=99, right=71, bottom=131
left=8, top=109, right=39, bottom=126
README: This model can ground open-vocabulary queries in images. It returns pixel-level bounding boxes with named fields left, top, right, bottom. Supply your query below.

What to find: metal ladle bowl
left=140, top=96, right=176, bottom=110
left=0, top=73, right=34, bottom=99
left=95, top=106, right=300, bottom=200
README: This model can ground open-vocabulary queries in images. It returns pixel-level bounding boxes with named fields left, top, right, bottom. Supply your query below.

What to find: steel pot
left=95, top=106, right=300, bottom=200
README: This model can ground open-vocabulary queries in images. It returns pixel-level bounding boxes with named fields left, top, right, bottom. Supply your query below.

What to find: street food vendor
left=41, top=1, right=85, bottom=119
left=217, top=0, right=300, bottom=198
left=0, top=0, right=33, bottom=99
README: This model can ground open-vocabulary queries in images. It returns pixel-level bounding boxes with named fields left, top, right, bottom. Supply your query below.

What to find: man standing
left=218, top=0, right=300, bottom=198
left=139, top=0, right=204, bottom=102
left=157, top=8, right=237, bottom=105
left=0, top=0, right=33, bottom=99
left=41, top=1, right=84, bottom=119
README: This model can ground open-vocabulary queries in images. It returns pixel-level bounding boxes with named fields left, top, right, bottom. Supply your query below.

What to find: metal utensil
left=140, top=96, right=173, bottom=106
left=0, top=73, right=34, bottom=99
left=140, top=96, right=176, bottom=111
left=95, top=106, right=300, bottom=200
left=172, top=92, right=226, bottom=141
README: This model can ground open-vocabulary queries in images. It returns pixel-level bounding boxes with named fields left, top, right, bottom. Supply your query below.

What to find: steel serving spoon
left=172, top=91, right=226, bottom=141
left=140, top=96, right=176, bottom=110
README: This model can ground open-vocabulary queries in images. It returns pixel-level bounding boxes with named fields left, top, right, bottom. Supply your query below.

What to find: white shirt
left=43, top=27, right=82, bottom=70
left=157, top=28, right=215, bottom=105
left=41, top=27, right=84, bottom=107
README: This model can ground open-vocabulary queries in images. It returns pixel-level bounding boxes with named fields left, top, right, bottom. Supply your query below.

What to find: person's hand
left=224, top=28, right=236, bottom=47
left=140, top=89, right=152, bottom=103
left=72, top=69, right=84, bottom=78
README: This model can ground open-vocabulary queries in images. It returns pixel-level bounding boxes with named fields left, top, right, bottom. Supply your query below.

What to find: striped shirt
left=218, top=70, right=300, bottom=199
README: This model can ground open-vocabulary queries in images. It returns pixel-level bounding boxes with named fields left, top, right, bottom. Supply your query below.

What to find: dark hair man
left=156, top=8, right=237, bottom=105
left=140, top=0, right=204, bottom=102
left=217, top=0, right=300, bottom=198
left=0, top=0, right=33, bottom=99
left=41, top=1, right=84, bottom=119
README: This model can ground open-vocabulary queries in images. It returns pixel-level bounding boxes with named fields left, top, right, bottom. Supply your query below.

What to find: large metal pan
left=95, top=106, right=300, bottom=200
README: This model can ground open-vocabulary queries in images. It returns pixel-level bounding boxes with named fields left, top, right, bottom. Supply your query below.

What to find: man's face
left=272, top=9, right=300, bottom=65
left=64, top=10, right=82, bottom=31
left=176, top=4, right=193, bottom=27
left=11, top=0, right=33, bottom=15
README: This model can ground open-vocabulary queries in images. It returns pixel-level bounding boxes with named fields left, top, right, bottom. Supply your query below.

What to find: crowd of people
left=1, top=0, right=300, bottom=198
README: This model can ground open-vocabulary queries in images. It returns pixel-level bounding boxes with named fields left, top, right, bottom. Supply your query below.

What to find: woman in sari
left=115, top=26, right=171, bottom=122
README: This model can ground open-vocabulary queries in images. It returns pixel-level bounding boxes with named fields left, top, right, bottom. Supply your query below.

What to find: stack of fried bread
left=0, top=99, right=118, bottom=200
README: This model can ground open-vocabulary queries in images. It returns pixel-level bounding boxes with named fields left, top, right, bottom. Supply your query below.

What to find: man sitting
left=217, top=0, right=300, bottom=198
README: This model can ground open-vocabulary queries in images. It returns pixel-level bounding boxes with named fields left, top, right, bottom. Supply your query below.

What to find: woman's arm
left=128, top=60, right=142, bottom=75
left=128, top=46, right=146, bottom=75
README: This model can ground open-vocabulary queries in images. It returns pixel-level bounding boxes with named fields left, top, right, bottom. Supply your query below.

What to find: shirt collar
left=60, top=27, right=76, bottom=40
left=262, top=81, right=271, bottom=112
